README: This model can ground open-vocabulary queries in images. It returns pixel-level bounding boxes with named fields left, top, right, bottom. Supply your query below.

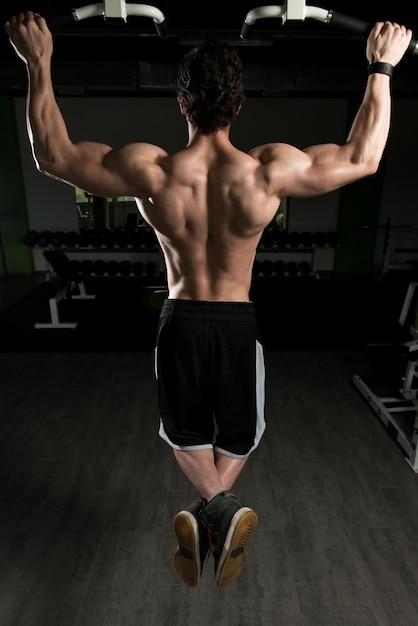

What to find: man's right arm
left=4, top=12, right=167, bottom=200
left=250, top=21, right=412, bottom=199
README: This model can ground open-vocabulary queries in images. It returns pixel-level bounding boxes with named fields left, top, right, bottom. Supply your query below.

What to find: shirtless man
left=5, top=12, right=412, bottom=588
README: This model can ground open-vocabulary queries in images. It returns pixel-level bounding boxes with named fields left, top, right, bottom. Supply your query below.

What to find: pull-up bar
left=240, top=3, right=418, bottom=55
left=48, top=1, right=168, bottom=38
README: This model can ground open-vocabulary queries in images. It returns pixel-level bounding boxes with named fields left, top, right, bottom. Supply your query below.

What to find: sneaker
left=173, top=498, right=210, bottom=587
left=200, top=490, right=258, bottom=588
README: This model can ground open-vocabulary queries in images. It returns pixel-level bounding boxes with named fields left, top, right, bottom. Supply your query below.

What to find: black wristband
left=367, top=62, right=394, bottom=77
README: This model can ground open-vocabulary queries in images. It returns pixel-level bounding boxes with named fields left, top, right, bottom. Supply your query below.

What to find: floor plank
left=0, top=349, right=418, bottom=625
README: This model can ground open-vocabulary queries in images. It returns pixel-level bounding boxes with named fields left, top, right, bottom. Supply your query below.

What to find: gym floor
left=1, top=273, right=418, bottom=625
left=0, top=349, right=418, bottom=624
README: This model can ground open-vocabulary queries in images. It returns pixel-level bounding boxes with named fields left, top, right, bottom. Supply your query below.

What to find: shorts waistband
left=160, top=299, right=256, bottom=322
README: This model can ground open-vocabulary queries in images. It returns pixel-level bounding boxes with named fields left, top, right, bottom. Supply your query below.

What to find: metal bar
left=352, top=374, right=414, bottom=458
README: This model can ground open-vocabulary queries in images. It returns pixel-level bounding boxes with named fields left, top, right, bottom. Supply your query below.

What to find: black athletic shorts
left=154, top=299, right=266, bottom=458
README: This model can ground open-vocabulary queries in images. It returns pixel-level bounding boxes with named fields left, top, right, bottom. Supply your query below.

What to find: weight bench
left=34, top=250, right=95, bottom=329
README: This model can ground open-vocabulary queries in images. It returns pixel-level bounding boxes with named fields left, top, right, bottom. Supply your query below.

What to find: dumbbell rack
left=255, top=230, right=338, bottom=278
left=352, top=282, right=418, bottom=472
left=28, top=227, right=164, bottom=282
left=25, top=227, right=338, bottom=279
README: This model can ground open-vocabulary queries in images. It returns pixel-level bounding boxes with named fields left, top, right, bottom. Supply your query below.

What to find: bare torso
left=135, top=132, right=281, bottom=302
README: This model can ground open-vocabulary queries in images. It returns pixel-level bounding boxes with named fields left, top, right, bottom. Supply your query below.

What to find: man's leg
left=173, top=448, right=248, bottom=499
left=214, top=450, right=248, bottom=490
left=172, top=448, right=256, bottom=588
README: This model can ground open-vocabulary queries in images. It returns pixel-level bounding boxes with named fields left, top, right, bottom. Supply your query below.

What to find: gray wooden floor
left=1, top=348, right=418, bottom=626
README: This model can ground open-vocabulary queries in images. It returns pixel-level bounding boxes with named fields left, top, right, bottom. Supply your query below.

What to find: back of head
left=176, top=39, right=245, bottom=134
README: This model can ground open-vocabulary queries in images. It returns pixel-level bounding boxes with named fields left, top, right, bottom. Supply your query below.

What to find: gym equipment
left=287, top=232, right=301, bottom=248
left=362, top=218, right=418, bottom=275
left=261, top=259, right=274, bottom=276
left=88, top=228, right=104, bottom=248
left=326, top=231, right=339, bottom=247
left=145, top=261, right=157, bottom=277
left=287, top=260, right=298, bottom=276
left=93, top=259, right=106, bottom=275
left=106, top=260, right=119, bottom=276
left=276, top=231, right=288, bottom=248
left=103, top=229, right=116, bottom=248
left=70, top=259, right=81, bottom=272
left=48, top=1, right=168, bottom=38
left=115, top=227, right=129, bottom=248
left=142, top=227, right=158, bottom=249
left=131, top=229, right=144, bottom=248
left=37, top=230, right=52, bottom=247
left=299, top=260, right=311, bottom=275
left=240, top=1, right=418, bottom=54
left=300, top=232, right=313, bottom=248
left=81, top=259, right=94, bottom=275
left=64, top=231, right=79, bottom=247
left=274, top=259, right=286, bottom=276
left=260, top=226, right=277, bottom=248
left=35, top=250, right=95, bottom=329
left=22, top=231, right=40, bottom=247
left=353, top=282, right=418, bottom=472
left=50, top=231, right=65, bottom=247
left=313, top=231, right=326, bottom=247
left=119, top=259, right=133, bottom=275
left=78, top=229, right=90, bottom=247
left=133, top=261, right=144, bottom=276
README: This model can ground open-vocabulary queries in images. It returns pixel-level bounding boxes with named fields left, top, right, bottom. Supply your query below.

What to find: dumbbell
left=115, top=228, right=129, bottom=248
left=37, top=230, right=52, bottom=247
left=64, top=231, right=79, bottom=247
left=103, top=229, right=116, bottom=248
left=261, top=260, right=274, bottom=276
left=260, top=226, right=277, bottom=248
left=273, top=259, right=286, bottom=276
left=299, top=261, right=311, bottom=276
left=276, top=230, right=288, bottom=248
left=131, top=229, right=144, bottom=248
left=89, top=228, right=104, bottom=248
left=106, top=260, right=119, bottom=276
left=313, top=232, right=326, bottom=247
left=50, top=231, right=65, bottom=247
left=146, top=261, right=157, bottom=277
left=300, top=232, right=313, bottom=247
left=119, top=260, right=132, bottom=276
left=143, top=228, right=158, bottom=249
left=70, top=259, right=81, bottom=273
left=326, top=231, right=339, bottom=247
left=133, top=261, right=144, bottom=276
left=78, top=229, right=90, bottom=248
left=288, top=232, right=301, bottom=248
left=22, top=230, right=40, bottom=247
left=287, top=261, right=298, bottom=276
left=93, top=259, right=106, bottom=276
left=81, top=259, right=94, bottom=276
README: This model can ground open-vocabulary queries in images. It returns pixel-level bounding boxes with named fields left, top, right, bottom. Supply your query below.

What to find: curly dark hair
left=176, top=39, right=245, bottom=134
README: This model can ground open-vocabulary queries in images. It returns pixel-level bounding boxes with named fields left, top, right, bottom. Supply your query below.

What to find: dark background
left=1, top=0, right=418, bottom=95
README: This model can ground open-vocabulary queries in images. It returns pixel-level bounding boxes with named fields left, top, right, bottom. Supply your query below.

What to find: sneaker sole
left=215, top=507, right=258, bottom=588
left=173, top=511, right=200, bottom=587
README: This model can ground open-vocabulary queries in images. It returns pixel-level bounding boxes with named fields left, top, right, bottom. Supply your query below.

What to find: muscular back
left=136, top=135, right=281, bottom=302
